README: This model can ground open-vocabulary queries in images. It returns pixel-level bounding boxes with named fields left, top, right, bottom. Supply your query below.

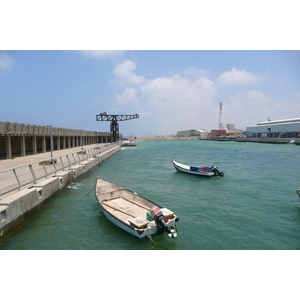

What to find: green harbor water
left=1, top=140, right=300, bottom=250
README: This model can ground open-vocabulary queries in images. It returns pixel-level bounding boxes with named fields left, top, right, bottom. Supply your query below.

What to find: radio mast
left=219, top=102, right=223, bottom=129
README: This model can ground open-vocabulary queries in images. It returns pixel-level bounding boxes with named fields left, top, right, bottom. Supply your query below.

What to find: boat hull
left=172, top=160, right=223, bottom=177
left=95, top=178, right=178, bottom=240
left=101, top=208, right=175, bottom=240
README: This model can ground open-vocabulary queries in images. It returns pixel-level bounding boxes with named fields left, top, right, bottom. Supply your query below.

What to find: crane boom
left=96, top=112, right=139, bottom=142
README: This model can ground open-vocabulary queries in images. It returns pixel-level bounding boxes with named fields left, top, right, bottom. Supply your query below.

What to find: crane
left=96, top=112, right=139, bottom=142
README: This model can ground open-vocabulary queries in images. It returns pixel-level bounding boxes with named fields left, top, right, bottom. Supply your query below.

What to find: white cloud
left=225, top=90, right=300, bottom=128
left=110, top=60, right=299, bottom=134
left=141, top=74, right=215, bottom=111
left=110, top=60, right=219, bottom=134
left=0, top=51, right=14, bottom=71
left=115, top=87, right=139, bottom=106
left=216, top=68, right=261, bottom=86
left=80, top=50, right=125, bottom=59
left=112, top=60, right=146, bottom=87
left=180, top=67, right=211, bottom=80
left=229, top=90, right=272, bottom=107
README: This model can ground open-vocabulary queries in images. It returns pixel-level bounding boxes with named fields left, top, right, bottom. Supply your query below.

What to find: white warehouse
left=176, top=129, right=209, bottom=139
left=246, top=118, right=300, bottom=138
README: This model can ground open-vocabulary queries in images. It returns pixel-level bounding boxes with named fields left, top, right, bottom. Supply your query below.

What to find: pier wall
left=0, top=121, right=114, bottom=160
left=0, top=144, right=121, bottom=239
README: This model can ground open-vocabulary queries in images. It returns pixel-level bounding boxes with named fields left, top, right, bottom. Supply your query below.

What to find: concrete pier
left=0, top=121, right=113, bottom=160
left=0, top=143, right=121, bottom=239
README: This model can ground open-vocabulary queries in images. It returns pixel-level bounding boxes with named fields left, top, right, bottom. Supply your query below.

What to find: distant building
left=226, top=123, right=235, bottom=130
left=246, top=118, right=300, bottom=138
left=226, top=124, right=243, bottom=136
left=176, top=129, right=208, bottom=139
left=211, top=129, right=227, bottom=138
left=211, top=124, right=242, bottom=138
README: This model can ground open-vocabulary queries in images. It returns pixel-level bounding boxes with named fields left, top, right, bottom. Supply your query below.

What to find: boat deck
left=102, top=196, right=154, bottom=226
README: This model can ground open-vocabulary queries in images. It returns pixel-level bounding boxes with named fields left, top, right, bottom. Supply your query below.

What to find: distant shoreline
left=136, top=136, right=187, bottom=140
left=135, top=136, right=300, bottom=144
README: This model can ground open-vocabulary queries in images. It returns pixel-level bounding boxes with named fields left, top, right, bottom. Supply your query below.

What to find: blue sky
left=1, top=50, right=300, bottom=136
left=1, top=1, right=299, bottom=136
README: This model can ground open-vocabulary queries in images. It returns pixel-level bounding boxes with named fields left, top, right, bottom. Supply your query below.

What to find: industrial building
left=246, top=118, right=300, bottom=138
left=176, top=129, right=208, bottom=139
left=211, top=124, right=242, bottom=138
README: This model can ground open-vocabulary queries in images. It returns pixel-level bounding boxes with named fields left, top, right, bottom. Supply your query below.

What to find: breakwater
left=0, top=143, right=121, bottom=239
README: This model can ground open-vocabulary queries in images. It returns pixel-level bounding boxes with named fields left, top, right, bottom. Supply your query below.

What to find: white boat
left=172, top=160, right=224, bottom=177
left=122, top=135, right=138, bottom=146
left=94, top=177, right=179, bottom=239
left=122, top=140, right=137, bottom=146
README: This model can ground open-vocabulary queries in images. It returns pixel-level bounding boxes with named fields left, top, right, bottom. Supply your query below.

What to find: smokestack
left=219, top=102, right=223, bottom=129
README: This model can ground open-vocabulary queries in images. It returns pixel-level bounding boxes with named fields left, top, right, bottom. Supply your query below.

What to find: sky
left=1, top=50, right=299, bottom=136
left=1, top=1, right=299, bottom=137
left=1, top=1, right=299, bottom=292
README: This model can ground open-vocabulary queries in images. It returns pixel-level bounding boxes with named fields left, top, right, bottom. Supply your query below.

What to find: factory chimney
left=219, top=102, right=223, bottom=129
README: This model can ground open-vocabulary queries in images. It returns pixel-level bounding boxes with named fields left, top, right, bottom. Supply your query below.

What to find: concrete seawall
left=0, top=144, right=121, bottom=239
left=236, top=137, right=300, bottom=144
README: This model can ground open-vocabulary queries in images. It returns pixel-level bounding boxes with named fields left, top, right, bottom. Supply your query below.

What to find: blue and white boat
left=172, top=160, right=224, bottom=177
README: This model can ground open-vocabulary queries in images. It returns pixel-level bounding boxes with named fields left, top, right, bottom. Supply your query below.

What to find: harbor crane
left=96, top=112, right=139, bottom=142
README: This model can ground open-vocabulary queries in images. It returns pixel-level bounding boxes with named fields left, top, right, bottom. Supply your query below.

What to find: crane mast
left=96, top=112, right=139, bottom=142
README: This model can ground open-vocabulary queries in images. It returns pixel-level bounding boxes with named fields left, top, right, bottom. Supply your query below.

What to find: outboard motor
left=150, top=206, right=177, bottom=238
left=211, top=166, right=224, bottom=177
left=297, top=189, right=300, bottom=201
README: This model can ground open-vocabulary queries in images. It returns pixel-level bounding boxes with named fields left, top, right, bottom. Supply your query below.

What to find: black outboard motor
left=150, top=206, right=177, bottom=238
left=211, top=166, right=224, bottom=177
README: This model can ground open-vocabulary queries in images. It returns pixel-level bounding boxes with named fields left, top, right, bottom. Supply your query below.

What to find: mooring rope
left=146, top=221, right=187, bottom=250
left=86, top=181, right=97, bottom=196
left=148, top=235, right=170, bottom=250
left=173, top=223, right=187, bottom=250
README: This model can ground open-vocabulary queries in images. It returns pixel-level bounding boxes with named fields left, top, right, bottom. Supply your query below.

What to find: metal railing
left=0, top=144, right=119, bottom=198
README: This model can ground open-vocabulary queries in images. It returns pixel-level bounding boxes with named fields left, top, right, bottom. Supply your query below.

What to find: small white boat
left=122, top=140, right=137, bottom=146
left=172, top=160, right=224, bottom=177
left=122, top=135, right=138, bottom=146
left=95, top=177, right=179, bottom=239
